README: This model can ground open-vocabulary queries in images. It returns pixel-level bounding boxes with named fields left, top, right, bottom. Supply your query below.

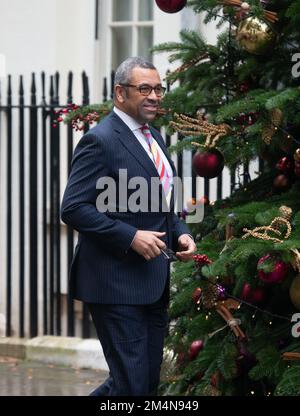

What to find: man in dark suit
left=61, top=57, right=196, bottom=396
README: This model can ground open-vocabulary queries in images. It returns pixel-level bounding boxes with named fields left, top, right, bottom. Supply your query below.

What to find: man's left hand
left=176, top=234, right=197, bottom=262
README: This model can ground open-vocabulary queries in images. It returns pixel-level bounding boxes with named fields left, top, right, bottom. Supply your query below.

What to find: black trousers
left=88, top=289, right=169, bottom=396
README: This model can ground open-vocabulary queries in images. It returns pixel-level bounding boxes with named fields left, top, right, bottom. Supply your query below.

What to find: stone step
left=0, top=336, right=109, bottom=371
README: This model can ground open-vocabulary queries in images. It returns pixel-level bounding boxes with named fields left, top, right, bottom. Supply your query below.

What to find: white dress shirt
left=113, top=106, right=173, bottom=185
left=113, top=107, right=194, bottom=246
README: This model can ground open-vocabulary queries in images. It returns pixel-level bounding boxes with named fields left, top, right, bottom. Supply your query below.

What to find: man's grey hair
left=114, top=57, right=156, bottom=88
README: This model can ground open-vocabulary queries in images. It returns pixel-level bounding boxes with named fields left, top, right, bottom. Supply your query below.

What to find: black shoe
left=89, top=376, right=113, bottom=396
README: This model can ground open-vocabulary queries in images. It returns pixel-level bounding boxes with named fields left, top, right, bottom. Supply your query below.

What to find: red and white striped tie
left=140, top=124, right=172, bottom=204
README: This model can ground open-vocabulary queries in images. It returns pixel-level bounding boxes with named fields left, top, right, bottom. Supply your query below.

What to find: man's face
left=115, top=67, right=162, bottom=124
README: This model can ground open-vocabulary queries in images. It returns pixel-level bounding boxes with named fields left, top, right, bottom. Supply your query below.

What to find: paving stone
left=0, top=357, right=108, bottom=396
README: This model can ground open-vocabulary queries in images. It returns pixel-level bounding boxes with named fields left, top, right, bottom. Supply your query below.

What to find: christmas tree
left=152, top=0, right=300, bottom=396
left=62, top=0, right=300, bottom=396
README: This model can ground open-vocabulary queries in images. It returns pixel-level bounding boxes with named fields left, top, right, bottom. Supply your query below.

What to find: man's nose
left=148, top=89, right=160, bottom=100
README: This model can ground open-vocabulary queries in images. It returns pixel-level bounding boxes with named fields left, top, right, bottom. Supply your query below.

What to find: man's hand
left=176, top=234, right=197, bottom=262
left=131, top=230, right=167, bottom=261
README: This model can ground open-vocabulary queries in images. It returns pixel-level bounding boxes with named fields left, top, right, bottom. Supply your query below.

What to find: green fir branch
left=275, top=365, right=300, bottom=396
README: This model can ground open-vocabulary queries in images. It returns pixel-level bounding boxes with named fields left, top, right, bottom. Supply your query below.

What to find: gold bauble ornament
left=236, top=17, right=277, bottom=55
left=290, top=274, right=300, bottom=310
left=294, top=148, right=300, bottom=162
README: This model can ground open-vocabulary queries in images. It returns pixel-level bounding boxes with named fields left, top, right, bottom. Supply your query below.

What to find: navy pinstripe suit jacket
left=61, top=111, right=190, bottom=305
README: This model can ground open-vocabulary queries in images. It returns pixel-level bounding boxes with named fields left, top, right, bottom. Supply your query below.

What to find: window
left=111, top=0, right=154, bottom=70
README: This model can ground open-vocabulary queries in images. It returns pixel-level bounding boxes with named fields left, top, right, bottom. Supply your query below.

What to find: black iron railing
left=0, top=70, right=245, bottom=339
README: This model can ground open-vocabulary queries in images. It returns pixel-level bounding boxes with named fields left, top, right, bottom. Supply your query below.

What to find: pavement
left=0, top=356, right=109, bottom=396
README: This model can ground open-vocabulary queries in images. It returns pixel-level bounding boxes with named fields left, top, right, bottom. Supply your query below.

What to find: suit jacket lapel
left=109, top=112, right=175, bottom=210
left=111, top=112, right=159, bottom=180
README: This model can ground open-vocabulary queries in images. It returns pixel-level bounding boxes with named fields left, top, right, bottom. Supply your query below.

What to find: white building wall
left=0, top=0, right=96, bottom=102
left=0, top=0, right=190, bottom=337
left=0, top=1, right=240, bottom=338
left=0, top=0, right=98, bottom=338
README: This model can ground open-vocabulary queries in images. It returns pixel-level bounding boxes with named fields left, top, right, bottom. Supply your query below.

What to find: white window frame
left=94, top=0, right=182, bottom=102
left=109, top=0, right=154, bottom=70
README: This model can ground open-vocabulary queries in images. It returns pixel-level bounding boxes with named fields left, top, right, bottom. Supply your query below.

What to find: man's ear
left=115, top=85, right=126, bottom=103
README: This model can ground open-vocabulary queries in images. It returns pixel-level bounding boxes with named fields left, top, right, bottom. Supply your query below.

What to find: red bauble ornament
left=239, top=81, right=250, bottom=93
left=189, top=339, right=204, bottom=360
left=257, top=254, right=289, bottom=284
left=240, top=282, right=264, bottom=303
left=276, top=157, right=294, bottom=173
left=192, top=148, right=224, bottom=179
left=192, top=287, right=202, bottom=304
left=295, top=161, right=300, bottom=178
left=273, top=174, right=291, bottom=191
left=237, top=342, right=257, bottom=374
left=155, top=0, right=187, bottom=13
left=240, top=282, right=252, bottom=300
left=210, top=372, right=219, bottom=387
left=251, top=287, right=265, bottom=303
